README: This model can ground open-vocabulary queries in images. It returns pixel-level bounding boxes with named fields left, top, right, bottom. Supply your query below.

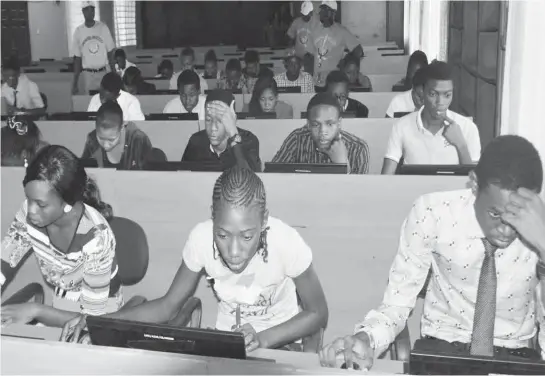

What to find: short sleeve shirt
left=182, top=216, right=313, bottom=333
left=72, top=21, right=115, bottom=69
left=311, top=23, right=360, bottom=75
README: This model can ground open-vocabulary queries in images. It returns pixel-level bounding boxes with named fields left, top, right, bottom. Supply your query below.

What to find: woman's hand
left=59, top=314, right=87, bottom=343
left=234, top=323, right=262, bottom=352
left=1, top=302, right=39, bottom=326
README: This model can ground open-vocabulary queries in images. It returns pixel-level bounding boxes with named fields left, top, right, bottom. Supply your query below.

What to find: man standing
left=72, top=1, right=116, bottom=94
left=310, top=1, right=363, bottom=88
left=286, top=1, right=317, bottom=61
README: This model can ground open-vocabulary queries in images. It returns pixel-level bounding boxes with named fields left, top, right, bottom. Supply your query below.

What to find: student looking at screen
left=61, top=166, right=328, bottom=353
left=320, top=135, right=545, bottom=370
left=243, top=76, right=294, bottom=119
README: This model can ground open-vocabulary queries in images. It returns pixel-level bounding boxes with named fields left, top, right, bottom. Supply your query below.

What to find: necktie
left=470, top=238, right=498, bottom=356
left=13, top=90, right=18, bottom=109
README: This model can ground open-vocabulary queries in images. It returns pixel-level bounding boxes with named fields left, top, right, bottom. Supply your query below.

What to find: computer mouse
left=340, top=362, right=361, bottom=370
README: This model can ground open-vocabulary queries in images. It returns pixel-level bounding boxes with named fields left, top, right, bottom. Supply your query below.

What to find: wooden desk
left=1, top=325, right=403, bottom=375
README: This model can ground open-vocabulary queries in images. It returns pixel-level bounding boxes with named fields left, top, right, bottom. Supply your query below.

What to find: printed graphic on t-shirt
left=297, top=28, right=310, bottom=45
left=82, top=35, right=104, bottom=55
left=314, top=33, right=338, bottom=68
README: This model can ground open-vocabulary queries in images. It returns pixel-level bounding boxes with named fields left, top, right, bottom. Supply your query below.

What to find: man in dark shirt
left=181, top=89, right=262, bottom=172
left=326, top=70, right=369, bottom=118
left=272, top=92, right=369, bottom=174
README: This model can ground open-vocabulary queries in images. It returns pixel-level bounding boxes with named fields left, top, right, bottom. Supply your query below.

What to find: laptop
left=49, top=112, right=97, bottom=121
left=276, top=86, right=301, bottom=94
left=237, top=112, right=276, bottom=120
left=300, top=111, right=355, bottom=119
left=142, top=161, right=224, bottom=172
left=86, top=316, right=247, bottom=360
left=394, top=111, right=411, bottom=118
left=264, top=163, right=348, bottom=174
left=409, top=349, right=545, bottom=375
left=350, top=87, right=371, bottom=92
left=397, top=164, right=476, bottom=176
left=146, top=113, right=198, bottom=121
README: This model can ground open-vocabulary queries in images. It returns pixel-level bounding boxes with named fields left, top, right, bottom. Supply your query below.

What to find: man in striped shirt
left=272, top=93, right=369, bottom=174
left=274, top=51, right=315, bottom=93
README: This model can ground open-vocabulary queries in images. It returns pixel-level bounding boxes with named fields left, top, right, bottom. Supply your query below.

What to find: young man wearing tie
left=320, top=135, right=545, bottom=370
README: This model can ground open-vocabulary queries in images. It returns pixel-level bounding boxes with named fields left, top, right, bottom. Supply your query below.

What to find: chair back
left=149, top=147, right=168, bottom=163
left=109, top=216, right=149, bottom=286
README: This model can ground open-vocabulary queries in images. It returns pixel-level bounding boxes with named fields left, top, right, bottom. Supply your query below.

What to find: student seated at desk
left=392, top=50, right=428, bottom=92
left=62, top=166, right=328, bottom=353
left=169, top=47, right=208, bottom=94
left=1, top=145, right=122, bottom=327
left=114, top=49, right=136, bottom=78
left=163, top=70, right=206, bottom=120
left=340, top=53, right=372, bottom=92
left=385, top=67, right=426, bottom=118
left=1, top=116, right=48, bottom=167
left=123, top=67, right=156, bottom=95
left=182, top=90, right=261, bottom=172
left=273, top=50, right=315, bottom=94
left=203, top=49, right=222, bottom=80
left=155, top=59, right=174, bottom=79
left=320, top=135, right=545, bottom=370
left=381, top=61, right=481, bottom=174
left=242, top=50, right=275, bottom=94
left=87, top=72, right=145, bottom=121
left=217, top=59, right=248, bottom=92
left=272, top=93, right=369, bottom=174
left=242, top=76, right=294, bottom=119
left=82, top=100, right=153, bottom=170
left=1, top=56, right=46, bottom=118
left=326, top=71, right=369, bottom=118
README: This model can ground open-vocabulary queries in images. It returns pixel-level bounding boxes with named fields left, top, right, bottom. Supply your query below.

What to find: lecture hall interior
left=1, top=0, right=545, bottom=374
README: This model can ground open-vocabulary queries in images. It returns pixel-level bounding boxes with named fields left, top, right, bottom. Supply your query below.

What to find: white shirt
left=384, top=107, right=481, bottom=165
left=1, top=74, right=44, bottom=110
left=87, top=90, right=145, bottom=121
left=169, top=71, right=209, bottom=94
left=182, top=216, right=313, bottom=333
left=385, top=90, right=415, bottom=118
left=72, top=21, right=115, bottom=70
left=115, top=61, right=136, bottom=78
left=355, top=189, right=543, bottom=356
left=162, top=95, right=206, bottom=120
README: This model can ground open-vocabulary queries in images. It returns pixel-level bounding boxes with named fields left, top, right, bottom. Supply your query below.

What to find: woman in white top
left=61, top=166, right=328, bottom=352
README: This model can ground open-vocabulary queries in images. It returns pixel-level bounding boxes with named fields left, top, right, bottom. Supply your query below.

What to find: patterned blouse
left=1, top=201, right=120, bottom=316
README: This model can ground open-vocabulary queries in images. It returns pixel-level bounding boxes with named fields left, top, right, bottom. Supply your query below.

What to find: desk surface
left=1, top=324, right=403, bottom=375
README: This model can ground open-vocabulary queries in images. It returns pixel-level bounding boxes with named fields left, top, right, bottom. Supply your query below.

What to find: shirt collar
left=343, top=100, right=349, bottom=111
left=416, top=106, right=453, bottom=134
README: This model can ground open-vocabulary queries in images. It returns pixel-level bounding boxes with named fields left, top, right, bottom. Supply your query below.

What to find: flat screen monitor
left=49, top=112, right=97, bottom=121
left=350, top=87, right=371, bottom=92
left=276, top=86, right=301, bottom=94
left=397, top=164, right=475, bottom=176
left=237, top=112, right=276, bottom=120
left=86, top=316, right=247, bottom=360
left=300, top=111, right=355, bottom=119
left=264, top=163, right=348, bottom=174
left=146, top=113, right=198, bottom=121
left=394, top=111, right=411, bottom=118
left=409, top=349, right=545, bottom=375
left=142, top=161, right=224, bottom=172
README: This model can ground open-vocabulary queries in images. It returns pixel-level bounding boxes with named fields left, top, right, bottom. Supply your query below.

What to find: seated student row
left=2, top=135, right=545, bottom=368
left=3, top=61, right=482, bottom=176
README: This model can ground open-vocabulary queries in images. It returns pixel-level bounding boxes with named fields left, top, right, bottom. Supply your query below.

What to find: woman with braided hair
left=61, top=166, right=328, bottom=353
left=1, top=116, right=47, bottom=167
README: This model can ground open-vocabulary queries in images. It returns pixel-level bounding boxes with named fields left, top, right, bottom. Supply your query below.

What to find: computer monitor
left=394, top=111, right=411, bottom=118
left=350, top=87, right=371, bottom=92
left=264, top=163, right=348, bottom=174
left=397, top=164, right=475, bottom=176
left=276, top=86, right=301, bottom=94
left=49, top=112, right=97, bottom=121
left=80, top=159, right=99, bottom=168
left=409, top=349, right=545, bottom=375
left=86, top=316, right=247, bottom=360
left=300, top=111, right=355, bottom=119
left=236, top=112, right=276, bottom=120
left=142, top=161, right=224, bottom=172
left=146, top=113, right=198, bottom=121
left=155, top=90, right=178, bottom=95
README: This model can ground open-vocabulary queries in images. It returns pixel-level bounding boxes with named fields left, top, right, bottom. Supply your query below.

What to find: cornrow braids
left=211, top=166, right=269, bottom=262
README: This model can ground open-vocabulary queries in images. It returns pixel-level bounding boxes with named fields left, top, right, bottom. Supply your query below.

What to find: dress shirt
left=1, top=75, right=44, bottom=110
left=87, top=90, right=145, bottom=121
left=355, top=189, right=542, bottom=356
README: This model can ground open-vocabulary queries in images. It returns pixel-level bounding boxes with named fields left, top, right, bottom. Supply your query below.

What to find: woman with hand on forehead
left=61, top=166, right=328, bottom=353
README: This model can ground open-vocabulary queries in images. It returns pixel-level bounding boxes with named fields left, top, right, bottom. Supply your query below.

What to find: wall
left=27, top=0, right=69, bottom=61
left=341, top=1, right=387, bottom=43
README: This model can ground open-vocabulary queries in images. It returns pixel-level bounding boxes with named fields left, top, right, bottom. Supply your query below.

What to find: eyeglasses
left=7, top=116, right=28, bottom=136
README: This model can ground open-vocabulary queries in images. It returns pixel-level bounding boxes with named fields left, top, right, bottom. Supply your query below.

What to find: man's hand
left=59, top=314, right=87, bottom=343
left=502, top=188, right=545, bottom=256
left=1, top=303, right=39, bottom=327
left=323, top=132, right=349, bottom=164
left=319, top=332, right=374, bottom=370
left=441, top=115, right=467, bottom=149
left=207, top=101, right=238, bottom=138
left=234, top=323, right=261, bottom=352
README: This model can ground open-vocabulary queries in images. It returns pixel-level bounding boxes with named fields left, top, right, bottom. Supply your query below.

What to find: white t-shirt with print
left=182, top=216, right=313, bottom=334
left=72, top=21, right=115, bottom=69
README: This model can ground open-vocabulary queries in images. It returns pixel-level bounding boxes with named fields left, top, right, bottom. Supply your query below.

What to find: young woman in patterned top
left=0, top=145, right=122, bottom=327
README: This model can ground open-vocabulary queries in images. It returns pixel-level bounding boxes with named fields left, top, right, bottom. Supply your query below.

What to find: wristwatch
left=229, top=133, right=242, bottom=148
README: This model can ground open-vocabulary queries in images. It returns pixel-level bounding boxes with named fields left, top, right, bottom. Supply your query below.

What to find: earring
left=63, top=204, right=73, bottom=213
left=23, top=158, right=28, bottom=168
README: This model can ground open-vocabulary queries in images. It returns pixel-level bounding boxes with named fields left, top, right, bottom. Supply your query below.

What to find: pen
left=236, top=304, right=241, bottom=330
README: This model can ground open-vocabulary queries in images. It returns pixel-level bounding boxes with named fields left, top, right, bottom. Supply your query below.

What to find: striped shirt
left=1, top=201, right=120, bottom=316
left=274, top=72, right=315, bottom=93
left=272, top=127, right=370, bottom=174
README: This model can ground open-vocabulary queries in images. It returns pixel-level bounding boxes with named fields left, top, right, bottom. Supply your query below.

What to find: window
left=66, top=1, right=100, bottom=56
left=114, top=0, right=136, bottom=47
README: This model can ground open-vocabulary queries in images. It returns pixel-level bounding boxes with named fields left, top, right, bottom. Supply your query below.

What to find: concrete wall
left=341, top=1, right=387, bottom=43
left=27, top=1, right=69, bottom=61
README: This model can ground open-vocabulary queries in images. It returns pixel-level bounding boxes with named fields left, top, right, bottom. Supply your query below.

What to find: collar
left=343, top=99, right=349, bottom=111
left=209, top=143, right=226, bottom=156
left=459, top=190, right=486, bottom=239
left=416, top=106, right=453, bottom=134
